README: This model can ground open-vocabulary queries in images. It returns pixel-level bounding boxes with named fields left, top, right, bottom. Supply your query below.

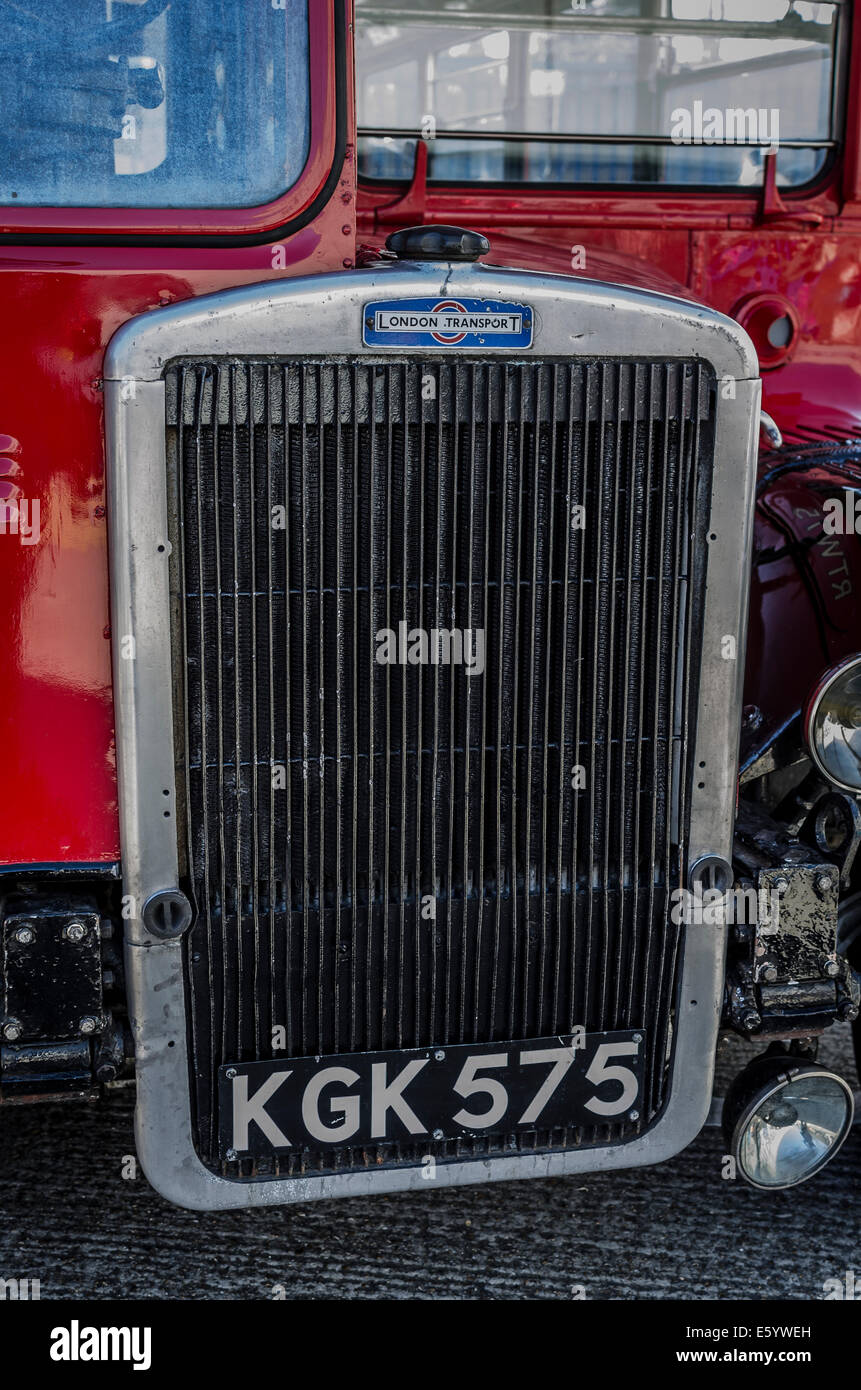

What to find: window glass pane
left=0, top=0, right=311, bottom=209
left=356, top=0, right=838, bottom=189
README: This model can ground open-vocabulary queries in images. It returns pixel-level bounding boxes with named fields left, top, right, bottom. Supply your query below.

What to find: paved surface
left=1, top=1028, right=858, bottom=1301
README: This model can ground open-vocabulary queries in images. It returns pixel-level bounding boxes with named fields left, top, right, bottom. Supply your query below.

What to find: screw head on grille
left=142, top=889, right=193, bottom=940
left=385, top=224, right=490, bottom=262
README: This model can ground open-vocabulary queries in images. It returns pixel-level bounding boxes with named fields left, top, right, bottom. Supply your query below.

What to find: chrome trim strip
left=106, top=382, right=182, bottom=950
left=106, top=262, right=760, bottom=1209
left=104, top=264, right=758, bottom=381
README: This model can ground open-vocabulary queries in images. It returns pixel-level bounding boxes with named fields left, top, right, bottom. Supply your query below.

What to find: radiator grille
left=165, top=356, right=716, bottom=1177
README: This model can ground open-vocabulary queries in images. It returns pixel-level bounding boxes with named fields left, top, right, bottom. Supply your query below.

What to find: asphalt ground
left=1, top=1025, right=859, bottom=1301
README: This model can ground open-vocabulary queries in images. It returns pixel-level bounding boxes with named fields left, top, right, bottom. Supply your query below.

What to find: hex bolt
left=815, top=872, right=835, bottom=895
left=79, top=1016, right=99, bottom=1035
left=772, top=875, right=789, bottom=895
left=13, top=925, right=35, bottom=945
left=226, top=1148, right=238, bottom=1162
left=2, top=1019, right=22, bottom=1042
left=840, top=1001, right=860, bottom=1022
left=434, top=1050, right=445, bottom=1061
left=225, top=1067, right=237, bottom=1079
left=820, top=955, right=840, bottom=979
left=64, top=921, right=87, bottom=943
left=741, top=1008, right=761, bottom=1032
left=433, top=1128, right=444, bottom=1140
left=632, top=1033, right=642, bottom=1043
left=629, top=1110, right=640, bottom=1122
left=761, top=963, right=779, bottom=983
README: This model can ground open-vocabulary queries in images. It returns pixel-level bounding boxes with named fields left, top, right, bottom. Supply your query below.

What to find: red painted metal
left=732, top=292, right=801, bottom=370
left=0, top=4, right=356, bottom=867
left=746, top=453, right=861, bottom=738
left=2, top=0, right=860, bottom=865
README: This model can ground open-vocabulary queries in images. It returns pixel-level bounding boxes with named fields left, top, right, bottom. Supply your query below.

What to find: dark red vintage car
left=1, top=0, right=859, bottom=1207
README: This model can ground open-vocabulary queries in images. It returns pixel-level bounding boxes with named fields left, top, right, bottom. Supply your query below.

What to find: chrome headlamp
left=804, top=654, right=861, bottom=792
left=723, top=1054, right=854, bottom=1190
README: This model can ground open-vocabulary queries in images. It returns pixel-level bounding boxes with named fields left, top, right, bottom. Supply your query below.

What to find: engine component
left=729, top=802, right=860, bottom=1037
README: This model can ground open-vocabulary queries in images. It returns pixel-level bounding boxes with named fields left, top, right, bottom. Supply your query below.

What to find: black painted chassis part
left=727, top=799, right=861, bottom=1040
left=0, top=882, right=133, bottom=1102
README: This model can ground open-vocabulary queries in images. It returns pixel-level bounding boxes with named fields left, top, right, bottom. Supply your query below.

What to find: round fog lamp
left=804, top=654, right=861, bottom=792
left=724, top=1056, right=854, bottom=1190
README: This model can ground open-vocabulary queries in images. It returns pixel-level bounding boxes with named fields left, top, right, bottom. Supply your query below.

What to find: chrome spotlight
left=723, top=1053, right=854, bottom=1190
left=804, top=654, right=861, bottom=792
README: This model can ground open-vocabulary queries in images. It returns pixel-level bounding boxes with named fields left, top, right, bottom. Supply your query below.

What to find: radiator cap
left=142, top=889, right=193, bottom=939
left=385, top=224, right=489, bottom=262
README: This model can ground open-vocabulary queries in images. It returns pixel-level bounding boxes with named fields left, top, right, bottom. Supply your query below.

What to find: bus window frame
left=0, top=0, right=345, bottom=246
left=355, top=0, right=851, bottom=206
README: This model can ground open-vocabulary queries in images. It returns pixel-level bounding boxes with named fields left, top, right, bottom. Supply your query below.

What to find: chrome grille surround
left=106, top=262, right=760, bottom=1209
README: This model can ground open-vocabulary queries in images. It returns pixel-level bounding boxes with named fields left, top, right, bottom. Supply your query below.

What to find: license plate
left=219, top=1030, right=645, bottom=1158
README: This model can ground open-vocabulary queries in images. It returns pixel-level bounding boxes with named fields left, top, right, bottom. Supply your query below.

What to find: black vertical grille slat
left=167, top=356, right=716, bottom=1178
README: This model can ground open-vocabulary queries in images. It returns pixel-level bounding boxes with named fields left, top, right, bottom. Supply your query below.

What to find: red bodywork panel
left=748, top=451, right=861, bottom=735
left=0, top=223, right=355, bottom=866
left=0, top=0, right=356, bottom=868
left=2, top=3, right=861, bottom=866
